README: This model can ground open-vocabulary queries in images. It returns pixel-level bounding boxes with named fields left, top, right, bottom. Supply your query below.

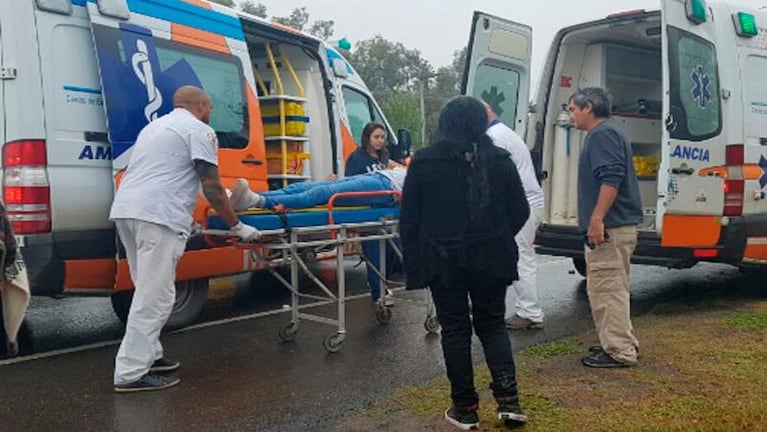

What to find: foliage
left=208, top=0, right=235, bottom=7
left=239, top=1, right=267, bottom=18
left=271, top=6, right=310, bottom=31
left=379, top=91, right=423, bottom=149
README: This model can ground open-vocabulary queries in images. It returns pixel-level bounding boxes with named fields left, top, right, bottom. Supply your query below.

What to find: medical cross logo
left=759, top=155, right=767, bottom=189
left=481, top=86, right=506, bottom=117
left=690, top=65, right=712, bottom=108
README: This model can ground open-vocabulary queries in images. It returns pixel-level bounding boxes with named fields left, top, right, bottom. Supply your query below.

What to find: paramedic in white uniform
left=110, top=86, right=259, bottom=392
left=483, top=102, right=546, bottom=330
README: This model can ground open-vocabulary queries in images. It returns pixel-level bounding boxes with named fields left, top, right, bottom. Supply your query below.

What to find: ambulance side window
left=342, top=86, right=375, bottom=143
left=667, top=26, right=722, bottom=141
left=155, top=45, right=249, bottom=149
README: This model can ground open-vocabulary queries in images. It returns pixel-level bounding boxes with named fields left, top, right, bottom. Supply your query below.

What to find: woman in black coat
left=400, top=96, right=530, bottom=429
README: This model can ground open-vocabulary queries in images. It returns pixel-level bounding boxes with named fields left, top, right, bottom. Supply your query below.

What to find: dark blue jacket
left=345, top=147, right=387, bottom=176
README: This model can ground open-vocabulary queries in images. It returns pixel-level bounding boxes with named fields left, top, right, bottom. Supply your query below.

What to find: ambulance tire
left=572, top=258, right=587, bottom=278
left=111, top=278, right=209, bottom=331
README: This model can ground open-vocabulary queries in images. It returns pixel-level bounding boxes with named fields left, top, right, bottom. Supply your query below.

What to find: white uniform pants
left=505, top=206, right=544, bottom=322
left=113, top=219, right=186, bottom=385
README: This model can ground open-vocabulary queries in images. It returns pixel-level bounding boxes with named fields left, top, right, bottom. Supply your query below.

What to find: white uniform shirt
left=109, top=108, right=218, bottom=235
left=487, top=121, right=544, bottom=209
left=377, top=166, right=407, bottom=191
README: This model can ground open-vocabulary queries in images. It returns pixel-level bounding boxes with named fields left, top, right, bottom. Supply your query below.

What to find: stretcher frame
left=203, top=191, right=407, bottom=352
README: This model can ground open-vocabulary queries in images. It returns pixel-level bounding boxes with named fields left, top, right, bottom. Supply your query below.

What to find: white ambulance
left=1, top=0, right=409, bottom=328
left=463, top=0, right=767, bottom=275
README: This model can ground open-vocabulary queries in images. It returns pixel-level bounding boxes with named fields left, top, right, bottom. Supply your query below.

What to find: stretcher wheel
left=424, top=315, right=440, bottom=334
left=279, top=323, right=299, bottom=342
left=376, top=306, right=392, bottom=324
left=323, top=333, right=345, bottom=353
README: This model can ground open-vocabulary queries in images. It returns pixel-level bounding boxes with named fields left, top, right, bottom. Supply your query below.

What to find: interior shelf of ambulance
left=545, top=18, right=662, bottom=231
left=250, top=41, right=312, bottom=188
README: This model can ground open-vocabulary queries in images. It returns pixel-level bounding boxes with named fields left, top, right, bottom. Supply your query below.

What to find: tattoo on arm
left=194, top=160, right=226, bottom=208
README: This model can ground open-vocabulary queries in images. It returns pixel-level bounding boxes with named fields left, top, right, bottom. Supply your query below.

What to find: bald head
left=174, top=86, right=212, bottom=124
left=481, top=100, right=498, bottom=122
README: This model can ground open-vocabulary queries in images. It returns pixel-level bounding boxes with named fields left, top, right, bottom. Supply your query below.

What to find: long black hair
left=432, top=96, right=494, bottom=222
left=360, top=121, right=389, bottom=163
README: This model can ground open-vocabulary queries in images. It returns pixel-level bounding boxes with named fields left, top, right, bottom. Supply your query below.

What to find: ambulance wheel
left=572, top=258, right=587, bottom=278
left=424, top=315, right=440, bottom=334
left=279, top=323, right=299, bottom=342
left=323, top=333, right=345, bottom=353
left=111, top=278, right=209, bottom=331
left=376, top=305, right=392, bottom=324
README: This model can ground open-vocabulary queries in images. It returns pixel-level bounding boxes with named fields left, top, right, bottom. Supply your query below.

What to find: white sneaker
left=230, top=178, right=262, bottom=211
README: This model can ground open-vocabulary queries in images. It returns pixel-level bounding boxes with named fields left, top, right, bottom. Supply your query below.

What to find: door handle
left=671, top=167, right=694, bottom=175
left=241, top=158, right=263, bottom=165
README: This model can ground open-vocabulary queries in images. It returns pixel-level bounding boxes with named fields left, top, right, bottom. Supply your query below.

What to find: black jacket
left=400, top=142, right=530, bottom=289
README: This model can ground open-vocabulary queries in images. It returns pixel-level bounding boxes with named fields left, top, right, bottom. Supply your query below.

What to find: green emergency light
left=733, top=12, right=758, bottom=37
left=337, top=38, right=352, bottom=51
left=686, top=0, right=707, bottom=24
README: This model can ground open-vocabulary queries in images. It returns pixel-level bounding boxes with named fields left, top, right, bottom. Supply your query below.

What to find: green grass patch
left=724, top=311, right=767, bottom=331
left=522, top=340, right=581, bottom=358
left=332, top=299, right=767, bottom=432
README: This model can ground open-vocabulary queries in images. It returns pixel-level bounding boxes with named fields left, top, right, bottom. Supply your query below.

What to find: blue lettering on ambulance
left=671, top=145, right=710, bottom=162
left=79, top=145, right=112, bottom=160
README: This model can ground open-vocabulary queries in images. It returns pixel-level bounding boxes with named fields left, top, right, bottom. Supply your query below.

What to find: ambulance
left=463, top=0, right=767, bottom=276
left=1, top=0, right=409, bottom=328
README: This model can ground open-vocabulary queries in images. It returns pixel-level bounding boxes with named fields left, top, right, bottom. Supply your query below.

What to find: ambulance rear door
left=461, top=11, right=532, bottom=138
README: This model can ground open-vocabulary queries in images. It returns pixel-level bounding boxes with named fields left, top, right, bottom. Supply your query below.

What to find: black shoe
left=149, top=358, right=181, bottom=373
left=589, top=345, right=603, bottom=354
left=581, top=351, right=634, bottom=368
left=444, top=406, right=479, bottom=430
left=497, top=401, right=528, bottom=424
left=114, top=373, right=180, bottom=393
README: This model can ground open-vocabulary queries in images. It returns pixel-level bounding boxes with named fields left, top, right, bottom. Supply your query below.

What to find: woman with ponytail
left=400, top=96, right=530, bottom=429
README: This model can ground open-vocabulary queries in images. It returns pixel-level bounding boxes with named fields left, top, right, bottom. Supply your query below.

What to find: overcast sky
left=242, top=0, right=764, bottom=80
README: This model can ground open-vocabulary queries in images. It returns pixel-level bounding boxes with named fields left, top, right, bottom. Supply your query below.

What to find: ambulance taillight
left=3, top=140, right=51, bottom=234
left=723, top=145, right=744, bottom=217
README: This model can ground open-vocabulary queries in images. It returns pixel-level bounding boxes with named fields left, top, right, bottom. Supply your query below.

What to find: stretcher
left=203, top=191, right=409, bottom=353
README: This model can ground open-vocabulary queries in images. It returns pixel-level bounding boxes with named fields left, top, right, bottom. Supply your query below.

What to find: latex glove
left=230, top=221, right=261, bottom=242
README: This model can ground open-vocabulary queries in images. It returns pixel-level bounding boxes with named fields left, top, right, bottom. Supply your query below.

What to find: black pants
left=430, top=268, right=519, bottom=408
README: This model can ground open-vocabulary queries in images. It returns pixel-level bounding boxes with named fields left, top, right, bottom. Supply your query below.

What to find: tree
left=272, top=6, right=310, bottom=31
left=208, top=0, right=235, bottom=7
left=308, top=20, right=335, bottom=40
left=423, top=47, right=467, bottom=142
left=240, top=1, right=267, bottom=18
left=349, top=35, right=433, bottom=94
left=379, top=91, right=424, bottom=149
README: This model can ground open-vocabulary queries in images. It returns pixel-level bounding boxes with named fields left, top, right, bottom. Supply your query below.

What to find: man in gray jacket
left=569, top=87, right=643, bottom=368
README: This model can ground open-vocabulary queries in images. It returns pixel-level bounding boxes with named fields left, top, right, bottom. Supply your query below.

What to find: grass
left=332, top=299, right=767, bottom=432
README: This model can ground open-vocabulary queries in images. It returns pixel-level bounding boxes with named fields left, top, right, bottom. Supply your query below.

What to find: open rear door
left=657, top=0, right=725, bottom=244
left=84, top=0, right=266, bottom=186
left=461, top=11, right=532, bottom=137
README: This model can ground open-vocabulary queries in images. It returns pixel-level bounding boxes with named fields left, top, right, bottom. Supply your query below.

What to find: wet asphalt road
left=0, top=256, right=764, bottom=431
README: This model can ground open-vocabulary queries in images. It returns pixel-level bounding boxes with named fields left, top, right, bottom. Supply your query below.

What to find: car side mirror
left=391, top=129, right=413, bottom=162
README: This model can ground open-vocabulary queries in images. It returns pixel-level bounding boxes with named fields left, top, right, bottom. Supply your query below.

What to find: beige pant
left=584, top=225, right=640, bottom=364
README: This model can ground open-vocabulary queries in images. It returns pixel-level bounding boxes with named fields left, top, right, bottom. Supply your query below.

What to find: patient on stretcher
left=230, top=167, right=406, bottom=211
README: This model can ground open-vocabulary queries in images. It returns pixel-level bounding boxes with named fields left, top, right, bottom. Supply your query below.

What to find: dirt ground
left=331, top=299, right=767, bottom=432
